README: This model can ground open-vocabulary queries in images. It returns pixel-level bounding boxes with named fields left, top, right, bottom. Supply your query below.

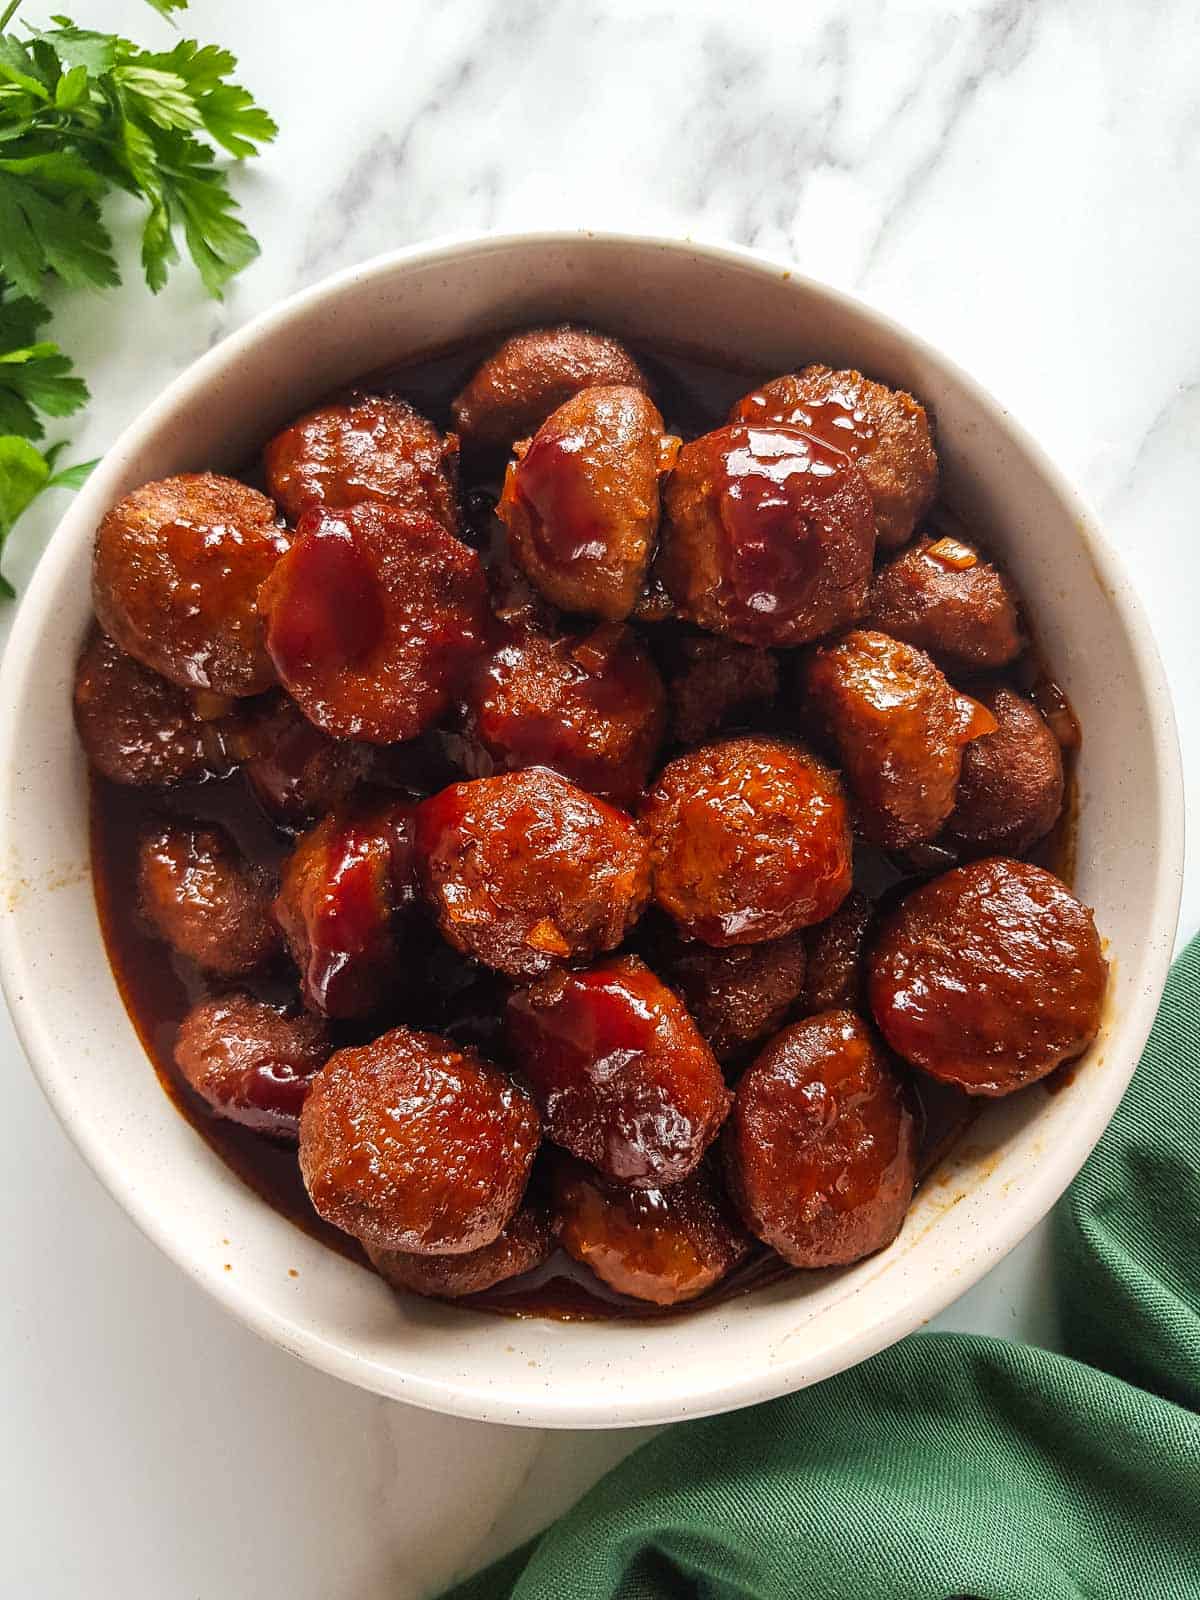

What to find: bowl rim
left=0, top=228, right=1185, bottom=1427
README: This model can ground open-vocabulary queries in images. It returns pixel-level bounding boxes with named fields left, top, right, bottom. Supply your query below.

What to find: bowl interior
left=0, top=234, right=1181, bottom=1427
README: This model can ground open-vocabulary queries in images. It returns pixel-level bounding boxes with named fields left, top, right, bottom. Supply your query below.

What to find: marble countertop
left=2, top=1, right=1197, bottom=1594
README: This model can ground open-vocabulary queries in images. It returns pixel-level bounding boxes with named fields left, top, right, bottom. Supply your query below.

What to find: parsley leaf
left=0, top=170, right=118, bottom=297
left=113, top=62, right=204, bottom=133
left=34, top=23, right=115, bottom=77
left=139, top=39, right=278, bottom=157
left=4, top=8, right=275, bottom=301
left=46, top=451, right=97, bottom=490
left=0, top=336, right=89, bottom=438
left=150, top=127, right=260, bottom=296
left=0, top=435, right=46, bottom=531
left=0, top=0, right=274, bottom=596
left=0, top=431, right=95, bottom=598
left=0, top=32, right=49, bottom=97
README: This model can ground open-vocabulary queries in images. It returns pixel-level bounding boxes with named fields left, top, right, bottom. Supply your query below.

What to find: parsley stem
left=0, top=0, right=23, bottom=30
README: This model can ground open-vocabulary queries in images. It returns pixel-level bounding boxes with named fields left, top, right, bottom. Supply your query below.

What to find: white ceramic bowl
left=0, top=232, right=1183, bottom=1428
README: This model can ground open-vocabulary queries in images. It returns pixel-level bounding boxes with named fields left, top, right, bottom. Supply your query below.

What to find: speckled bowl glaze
left=0, top=233, right=1183, bottom=1428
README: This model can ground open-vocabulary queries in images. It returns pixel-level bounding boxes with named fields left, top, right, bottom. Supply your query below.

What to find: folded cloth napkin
left=445, top=936, right=1200, bottom=1600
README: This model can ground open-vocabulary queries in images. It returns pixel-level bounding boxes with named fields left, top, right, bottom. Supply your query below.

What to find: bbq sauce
left=89, top=334, right=1077, bottom=1319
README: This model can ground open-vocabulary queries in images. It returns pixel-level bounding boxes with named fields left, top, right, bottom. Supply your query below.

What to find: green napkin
left=446, top=936, right=1200, bottom=1600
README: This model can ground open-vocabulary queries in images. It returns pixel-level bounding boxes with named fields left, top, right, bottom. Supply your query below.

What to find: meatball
left=231, top=693, right=379, bottom=827
left=465, top=623, right=666, bottom=805
left=451, top=325, right=650, bottom=455
left=868, top=857, right=1107, bottom=1096
left=507, top=955, right=731, bottom=1187
left=657, top=932, right=808, bottom=1063
left=946, top=687, right=1065, bottom=852
left=802, top=890, right=874, bottom=1014
left=298, top=1025, right=540, bottom=1254
left=641, top=736, right=852, bottom=947
left=365, top=1201, right=556, bottom=1301
left=497, top=385, right=677, bottom=622
left=175, top=993, right=330, bottom=1140
left=658, top=422, right=875, bottom=647
left=274, top=795, right=418, bottom=1018
left=73, top=628, right=226, bottom=787
left=551, top=1155, right=750, bottom=1306
left=723, top=1011, right=917, bottom=1267
left=263, top=393, right=459, bottom=532
left=867, top=535, right=1023, bottom=670
left=731, top=366, right=937, bottom=549
left=138, top=824, right=280, bottom=976
left=663, top=633, right=780, bottom=747
left=258, top=501, right=489, bottom=743
left=802, top=629, right=996, bottom=849
left=92, top=473, right=286, bottom=697
left=415, top=768, right=650, bottom=980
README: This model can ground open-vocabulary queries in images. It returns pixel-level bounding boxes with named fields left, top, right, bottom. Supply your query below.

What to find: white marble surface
left=2, top=1, right=1197, bottom=1594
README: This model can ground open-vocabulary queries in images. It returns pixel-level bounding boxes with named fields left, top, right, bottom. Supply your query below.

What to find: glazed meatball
left=366, top=1200, right=556, bottom=1301
left=451, top=325, right=650, bottom=455
left=723, top=1010, right=917, bottom=1267
left=175, top=993, right=331, bottom=1140
left=663, top=634, right=780, bottom=747
left=232, top=693, right=379, bottom=827
left=551, top=1155, right=750, bottom=1306
left=497, top=385, right=678, bottom=622
left=73, top=628, right=226, bottom=787
left=802, top=629, right=996, bottom=849
left=642, top=736, right=852, bottom=946
left=274, top=795, right=418, bottom=1018
left=802, top=890, right=874, bottom=1014
left=507, top=955, right=731, bottom=1187
left=731, top=366, right=937, bottom=549
left=298, top=1026, right=540, bottom=1254
left=415, top=768, right=650, bottom=980
left=93, top=473, right=286, bottom=697
left=465, top=623, right=666, bottom=805
left=867, top=534, right=1023, bottom=670
left=263, top=394, right=459, bottom=532
left=258, top=501, right=489, bottom=743
left=657, top=932, right=808, bottom=1063
left=869, top=857, right=1107, bottom=1096
left=658, top=422, right=875, bottom=647
left=946, top=687, right=1065, bottom=852
left=138, top=824, right=279, bottom=976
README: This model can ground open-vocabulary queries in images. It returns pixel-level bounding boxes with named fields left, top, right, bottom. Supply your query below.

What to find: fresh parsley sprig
left=0, top=0, right=275, bottom=598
